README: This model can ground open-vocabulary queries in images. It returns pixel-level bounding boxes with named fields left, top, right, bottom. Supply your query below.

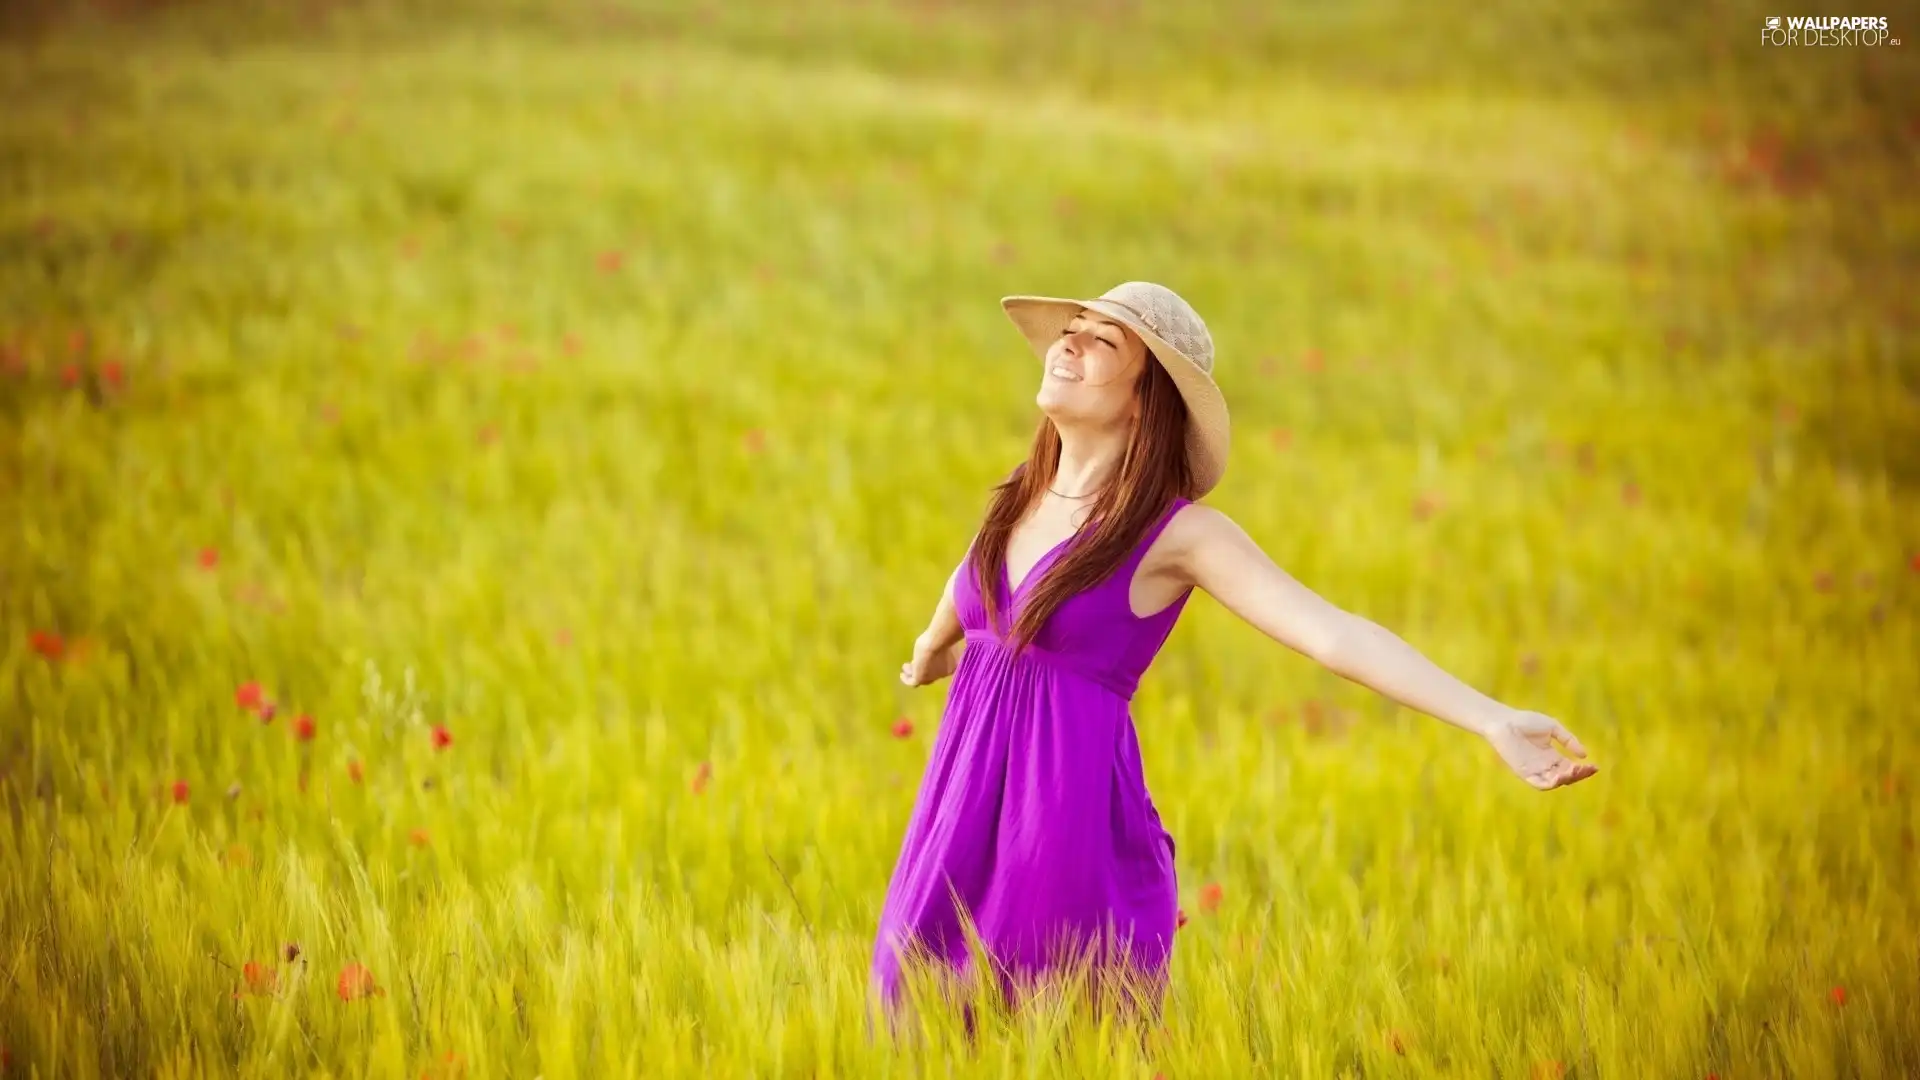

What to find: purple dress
left=871, top=496, right=1193, bottom=1019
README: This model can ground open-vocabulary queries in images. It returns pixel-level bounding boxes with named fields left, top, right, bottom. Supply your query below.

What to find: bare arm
left=919, top=561, right=965, bottom=653
left=900, top=559, right=968, bottom=688
left=1176, top=505, right=1501, bottom=737
left=1173, top=504, right=1596, bottom=789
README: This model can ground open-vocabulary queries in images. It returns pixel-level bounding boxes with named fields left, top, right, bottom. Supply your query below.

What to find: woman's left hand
left=1481, top=709, right=1599, bottom=791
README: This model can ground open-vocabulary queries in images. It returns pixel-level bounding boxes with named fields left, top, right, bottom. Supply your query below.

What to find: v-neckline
left=1003, top=531, right=1077, bottom=598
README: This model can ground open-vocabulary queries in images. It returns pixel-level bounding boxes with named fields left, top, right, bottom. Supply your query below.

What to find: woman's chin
left=1035, top=385, right=1079, bottom=416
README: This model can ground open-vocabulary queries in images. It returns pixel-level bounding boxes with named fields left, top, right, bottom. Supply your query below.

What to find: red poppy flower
left=409, top=827, right=430, bottom=847
left=1302, top=349, right=1324, bottom=372
left=1909, top=552, right=1919, bottom=573
left=597, top=250, right=625, bottom=273
left=29, top=631, right=64, bottom=659
left=59, top=363, right=81, bottom=387
left=1830, top=985, right=1847, bottom=1006
left=101, top=360, right=125, bottom=387
left=691, top=759, right=712, bottom=795
left=170, top=779, right=190, bottom=804
left=347, top=759, right=364, bottom=784
left=197, top=547, right=219, bottom=569
left=742, top=429, right=766, bottom=454
left=1198, top=882, right=1223, bottom=914
left=337, top=962, right=381, bottom=1000
left=239, top=960, right=277, bottom=996
left=1531, top=1062, right=1566, bottom=1080
left=1621, top=482, right=1641, bottom=506
left=561, top=333, right=582, bottom=357
left=1270, top=428, right=1292, bottom=450
left=284, top=943, right=301, bottom=962
left=293, top=715, right=316, bottom=742
left=891, top=718, right=913, bottom=739
left=236, top=682, right=265, bottom=709
left=1175, top=908, right=1188, bottom=930
left=1301, top=699, right=1328, bottom=735
left=256, top=702, right=277, bottom=723
left=431, top=725, right=453, bottom=751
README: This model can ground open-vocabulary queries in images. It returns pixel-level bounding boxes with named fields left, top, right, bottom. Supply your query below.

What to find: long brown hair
left=974, top=350, right=1196, bottom=651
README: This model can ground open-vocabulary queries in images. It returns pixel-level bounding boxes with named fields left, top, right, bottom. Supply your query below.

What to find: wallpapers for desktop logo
left=1762, top=15, right=1899, bottom=45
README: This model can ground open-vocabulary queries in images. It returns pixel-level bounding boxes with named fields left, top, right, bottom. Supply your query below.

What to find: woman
left=869, top=281, right=1597, bottom=1027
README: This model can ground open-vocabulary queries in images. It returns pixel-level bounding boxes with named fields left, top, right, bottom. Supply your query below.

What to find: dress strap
left=1123, top=496, right=1192, bottom=571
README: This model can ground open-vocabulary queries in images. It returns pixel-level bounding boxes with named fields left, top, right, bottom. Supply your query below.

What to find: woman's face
left=1035, top=308, right=1146, bottom=428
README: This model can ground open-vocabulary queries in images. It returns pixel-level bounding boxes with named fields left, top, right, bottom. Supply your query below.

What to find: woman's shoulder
left=1157, top=497, right=1238, bottom=554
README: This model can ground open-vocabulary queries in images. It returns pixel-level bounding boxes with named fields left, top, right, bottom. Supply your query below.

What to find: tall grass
left=2, top=1, right=1916, bottom=1076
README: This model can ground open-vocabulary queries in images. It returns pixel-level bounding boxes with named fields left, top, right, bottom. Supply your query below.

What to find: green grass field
left=2, top=0, right=1917, bottom=1076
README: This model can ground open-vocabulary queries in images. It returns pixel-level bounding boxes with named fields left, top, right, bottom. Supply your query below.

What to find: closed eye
left=1062, top=325, right=1116, bottom=348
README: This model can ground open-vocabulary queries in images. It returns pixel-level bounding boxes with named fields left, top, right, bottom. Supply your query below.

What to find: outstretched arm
left=900, top=559, right=967, bottom=688
left=1173, top=505, right=1597, bottom=790
left=920, top=561, right=965, bottom=654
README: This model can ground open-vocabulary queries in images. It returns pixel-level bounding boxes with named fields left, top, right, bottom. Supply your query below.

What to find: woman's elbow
left=1307, top=612, right=1371, bottom=671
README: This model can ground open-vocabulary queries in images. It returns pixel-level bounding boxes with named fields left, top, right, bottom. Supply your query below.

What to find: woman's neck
left=1050, top=425, right=1130, bottom=497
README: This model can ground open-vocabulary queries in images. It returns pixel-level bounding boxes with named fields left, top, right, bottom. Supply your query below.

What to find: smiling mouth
left=1048, top=366, right=1083, bottom=382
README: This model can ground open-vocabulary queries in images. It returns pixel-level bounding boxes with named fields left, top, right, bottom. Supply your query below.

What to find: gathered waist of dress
left=962, top=629, right=1137, bottom=701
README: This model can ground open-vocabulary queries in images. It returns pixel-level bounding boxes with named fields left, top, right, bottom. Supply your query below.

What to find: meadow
left=2, top=0, right=1917, bottom=1076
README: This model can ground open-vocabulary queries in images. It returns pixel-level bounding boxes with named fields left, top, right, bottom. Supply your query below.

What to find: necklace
left=1048, top=485, right=1101, bottom=500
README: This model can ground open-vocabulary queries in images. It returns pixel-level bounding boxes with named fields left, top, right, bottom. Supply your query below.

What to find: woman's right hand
left=900, top=633, right=963, bottom=687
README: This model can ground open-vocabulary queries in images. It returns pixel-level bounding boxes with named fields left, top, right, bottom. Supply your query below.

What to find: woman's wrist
left=1468, top=703, right=1516, bottom=740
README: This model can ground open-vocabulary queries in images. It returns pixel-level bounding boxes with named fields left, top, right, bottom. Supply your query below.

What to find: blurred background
left=2, top=0, right=1917, bottom=1077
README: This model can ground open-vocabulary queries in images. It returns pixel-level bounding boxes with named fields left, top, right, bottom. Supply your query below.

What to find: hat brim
left=1001, top=294, right=1230, bottom=497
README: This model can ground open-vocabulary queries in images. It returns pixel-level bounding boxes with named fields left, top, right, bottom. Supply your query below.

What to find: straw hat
left=1000, top=280, right=1230, bottom=497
